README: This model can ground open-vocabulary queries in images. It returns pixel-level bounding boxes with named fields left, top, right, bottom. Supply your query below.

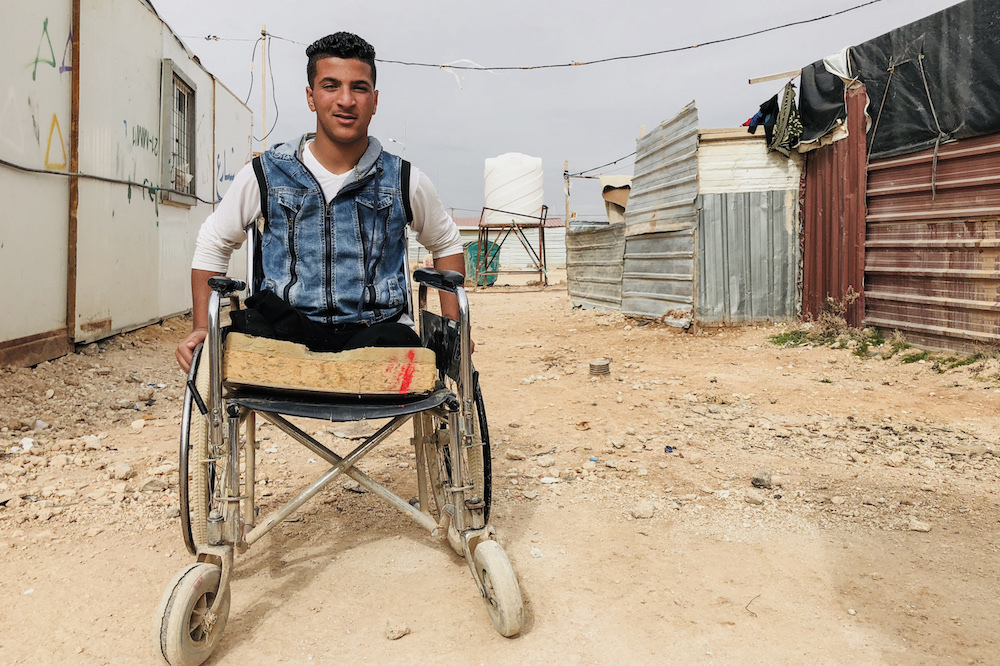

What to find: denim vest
left=256, top=135, right=409, bottom=326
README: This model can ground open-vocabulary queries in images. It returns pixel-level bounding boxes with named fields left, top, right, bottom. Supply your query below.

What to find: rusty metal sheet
left=801, top=86, right=868, bottom=327
left=624, top=101, right=699, bottom=238
left=865, top=218, right=1000, bottom=352
left=867, top=133, right=1000, bottom=223
left=566, top=224, right=625, bottom=311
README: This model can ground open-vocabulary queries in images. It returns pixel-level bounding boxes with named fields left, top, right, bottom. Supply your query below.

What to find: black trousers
left=229, top=290, right=420, bottom=352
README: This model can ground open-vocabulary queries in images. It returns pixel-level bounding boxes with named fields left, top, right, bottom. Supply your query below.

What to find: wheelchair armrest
left=413, top=267, right=464, bottom=293
left=208, top=276, right=246, bottom=295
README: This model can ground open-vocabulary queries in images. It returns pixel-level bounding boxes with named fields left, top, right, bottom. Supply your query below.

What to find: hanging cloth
left=769, top=81, right=803, bottom=156
left=746, top=94, right=780, bottom=144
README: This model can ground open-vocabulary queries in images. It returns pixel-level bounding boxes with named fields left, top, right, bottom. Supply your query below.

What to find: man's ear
left=372, top=89, right=378, bottom=115
left=306, top=86, right=315, bottom=112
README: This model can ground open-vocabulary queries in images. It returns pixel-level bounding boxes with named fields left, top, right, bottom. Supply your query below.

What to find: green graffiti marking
left=32, top=18, right=57, bottom=81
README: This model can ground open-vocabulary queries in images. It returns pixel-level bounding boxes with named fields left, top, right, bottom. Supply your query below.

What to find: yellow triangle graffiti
left=44, top=113, right=66, bottom=170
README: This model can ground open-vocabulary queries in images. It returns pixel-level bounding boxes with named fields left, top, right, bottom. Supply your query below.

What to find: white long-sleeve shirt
left=192, top=141, right=464, bottom=273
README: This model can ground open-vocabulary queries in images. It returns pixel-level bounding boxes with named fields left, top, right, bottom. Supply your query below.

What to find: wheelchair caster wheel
left=474, top=540, right=524, bottom=637
left=155, top=563, right=230, bottom=666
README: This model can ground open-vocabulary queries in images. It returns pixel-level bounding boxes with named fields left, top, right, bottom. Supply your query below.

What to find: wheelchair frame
left=155, top=232, right=523, bottom=666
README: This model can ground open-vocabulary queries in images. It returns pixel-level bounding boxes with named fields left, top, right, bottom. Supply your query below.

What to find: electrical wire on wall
left=0, top=157, right=216, bottom=207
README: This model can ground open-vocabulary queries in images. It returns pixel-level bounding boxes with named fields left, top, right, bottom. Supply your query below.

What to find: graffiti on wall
left=216, top=148, right=237, bottom=200
left=31, top=18, right=72, bottom=81
left=44, top=114, right=66, bottom=169
left=18, top=18, right=73, bottom=170
left=124, top=120, right=159, bottom=157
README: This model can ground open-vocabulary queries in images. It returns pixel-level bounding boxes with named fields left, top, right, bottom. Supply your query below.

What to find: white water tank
left=484, top=153, right=544, bottom=226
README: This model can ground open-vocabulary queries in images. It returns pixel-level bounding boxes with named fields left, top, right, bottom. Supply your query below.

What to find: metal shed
left=617, top=103, right=803, bottom=326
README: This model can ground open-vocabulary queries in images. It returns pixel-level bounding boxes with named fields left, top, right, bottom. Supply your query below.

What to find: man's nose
left=335, top=88, right=356, bottom=107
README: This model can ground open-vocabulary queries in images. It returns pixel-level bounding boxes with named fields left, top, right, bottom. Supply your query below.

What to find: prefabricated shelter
left=408, top=216, right=567, bottom=271
left=799, top=0, right=1000, bottom=351
left=0, top=0, right=252, bottom=366
left=568, top=102, right=802, bottom=324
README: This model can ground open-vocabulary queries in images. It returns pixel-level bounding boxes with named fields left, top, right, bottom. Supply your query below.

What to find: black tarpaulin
left=851, top=0, right=1000, bottom=160
left=798, top=60, right=847, bottom=145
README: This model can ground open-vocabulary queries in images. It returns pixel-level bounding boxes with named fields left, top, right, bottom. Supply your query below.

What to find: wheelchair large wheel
left=179, top=344, right=212, bottom=554
left=155, top=562, right=230, bottom=666
left=424, top=372, right=492, bottom=530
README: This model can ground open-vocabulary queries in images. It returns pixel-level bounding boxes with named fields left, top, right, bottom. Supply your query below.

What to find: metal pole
left=564, top=160, right=570, bottom=230
left=261, top=25, right=267, bottom=151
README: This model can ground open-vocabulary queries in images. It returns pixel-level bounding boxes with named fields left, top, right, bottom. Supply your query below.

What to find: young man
left=176, top=32, right=465, bottom=372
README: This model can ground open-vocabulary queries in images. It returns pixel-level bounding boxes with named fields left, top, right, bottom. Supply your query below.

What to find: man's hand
left=176, top=328, right=208, bottom=374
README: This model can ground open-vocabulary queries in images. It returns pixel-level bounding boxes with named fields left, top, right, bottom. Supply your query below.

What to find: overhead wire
left=253, top=33, right=280, bottom=143
left=182, top=0, right=885, bottom=73
left=569, top=151, right=637, bottom=177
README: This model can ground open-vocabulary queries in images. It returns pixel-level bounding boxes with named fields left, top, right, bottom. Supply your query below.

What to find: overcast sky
left=154, top=0, right=961, bottom=220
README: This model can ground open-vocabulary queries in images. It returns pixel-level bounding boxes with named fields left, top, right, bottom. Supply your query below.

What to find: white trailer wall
left=0, top=0, right=252, bottom=363
left=0, top=1, right=73, bottom=362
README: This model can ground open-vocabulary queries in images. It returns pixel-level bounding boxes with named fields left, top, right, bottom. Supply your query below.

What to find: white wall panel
left=698, top=129, right=803, bottom=195
left=0, top=1, right=72, bottom=346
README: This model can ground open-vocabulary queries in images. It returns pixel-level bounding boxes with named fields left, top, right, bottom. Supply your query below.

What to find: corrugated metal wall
left=566, top=224, right=625, bottom=310
left=864, top=132, right=1000, bottom=351
left=623, top=230, right=696, bottom=323
left=697, top=190, right=799, bottom=323
left=696, top=128, right=801, bottom=324
left=622, top=102, right=699, bottom=322
left=801, top=86, right=868, bottom=327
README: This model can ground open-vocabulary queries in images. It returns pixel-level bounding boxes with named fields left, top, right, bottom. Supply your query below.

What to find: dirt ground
left=2, top=272, right=999, bottom=665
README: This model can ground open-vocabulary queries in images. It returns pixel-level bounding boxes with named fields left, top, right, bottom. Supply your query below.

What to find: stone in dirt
left=886, top=451, right=907, bottom=467
left=141, top=478, right=168, bottom=492
left=385, top=619, right=411, bottom=640
left=745, top=489, right=765, bottom=505
left=752, top=470, right=772, bottom=488
left=630, top=501, right=656, bottom=519
left=49, top=455, right=69, bottom=468
left=504, top=449, right=526, bottom=461
left=536, top=455, right=555, bottom=468
left=111, top=463, right=135, bottom=480
left=131, top=419, right=145, bottom=432
left=343, top=479, right=366, bottom=493
left=908, top=517, right=932, bottom=532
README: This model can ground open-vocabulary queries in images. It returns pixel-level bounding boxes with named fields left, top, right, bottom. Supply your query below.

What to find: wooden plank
left=223, top=333, right=437, bottom=395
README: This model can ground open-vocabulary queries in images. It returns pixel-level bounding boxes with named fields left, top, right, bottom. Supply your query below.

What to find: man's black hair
left=306, top=32, right=377, bottom=88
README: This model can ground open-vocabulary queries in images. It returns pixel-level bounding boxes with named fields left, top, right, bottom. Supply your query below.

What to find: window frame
left=160, top=59, right=198, bottom=207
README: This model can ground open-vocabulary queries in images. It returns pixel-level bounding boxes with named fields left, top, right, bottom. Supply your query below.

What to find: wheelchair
left=154, top=235, right=524, bottom=666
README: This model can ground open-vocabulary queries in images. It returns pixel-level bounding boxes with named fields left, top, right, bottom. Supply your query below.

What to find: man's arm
left=176, top=162, right=261, bottom=372
left=175, top=269, right=224, bottom=373
left=432, top=253, right=464, bottom=321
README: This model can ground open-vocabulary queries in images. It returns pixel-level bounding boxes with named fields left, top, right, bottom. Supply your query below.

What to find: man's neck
left=308, top=133, right=369, bottom=175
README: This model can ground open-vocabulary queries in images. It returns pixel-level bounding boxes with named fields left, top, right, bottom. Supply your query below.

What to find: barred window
left=160, top=59, right=197, bottom=206
left=170, top=76, right=195, bottom=194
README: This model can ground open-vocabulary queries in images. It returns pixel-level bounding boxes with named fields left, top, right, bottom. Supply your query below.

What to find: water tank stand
left=474, top=205, right=549, bottom=286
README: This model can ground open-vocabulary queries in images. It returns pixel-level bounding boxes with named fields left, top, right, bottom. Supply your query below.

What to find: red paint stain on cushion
left=397, top=349, right=416, bottom=394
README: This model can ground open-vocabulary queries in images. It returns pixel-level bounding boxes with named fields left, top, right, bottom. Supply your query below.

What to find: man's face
left=306, top=57, right=378, bottom=149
